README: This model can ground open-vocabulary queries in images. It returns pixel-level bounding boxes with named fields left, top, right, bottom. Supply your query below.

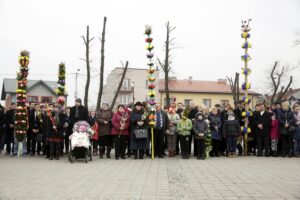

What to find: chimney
left=217, top=79, right=227, bottom=84
left=188, top=76, right=193, bottom=83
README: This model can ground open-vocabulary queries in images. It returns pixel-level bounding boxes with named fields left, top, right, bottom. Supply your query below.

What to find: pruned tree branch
left=97, top=16, right=107, bottom=110
left=110, top=61, right=129, bottom=109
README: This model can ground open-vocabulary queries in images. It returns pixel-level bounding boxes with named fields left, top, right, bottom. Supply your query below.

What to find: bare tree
left=158, top=21, right=176, bottom=107
left=97, top=16, right=107, bottom=110
left=269, top=61, right=293, bottom=104
left=81, top=25, right=94, bottom=108
left=227, top=72, right=240, bottom=108
left=110, top=61, right=129, bottom=110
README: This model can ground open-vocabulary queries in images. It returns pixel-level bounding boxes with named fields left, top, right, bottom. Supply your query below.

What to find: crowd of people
left=0, top=98, right=300, bottom=161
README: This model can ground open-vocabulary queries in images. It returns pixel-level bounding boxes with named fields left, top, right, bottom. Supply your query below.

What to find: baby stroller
left=69, top=121, right=94, bottom=163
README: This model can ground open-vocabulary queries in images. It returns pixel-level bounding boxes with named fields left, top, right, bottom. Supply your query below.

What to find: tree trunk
left=236, top=72, right=240, bottom=107
left=164, top=22, right=170, bottom=107
left=110, top=61, right=129, bottom=110
left=97, top=16, right=107, bottom=110
left=84, top=25, right=91, bottom=109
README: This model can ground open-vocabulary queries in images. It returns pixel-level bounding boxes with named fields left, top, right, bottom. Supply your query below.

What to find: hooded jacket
left=193, top=113, right=208, bottom=140
left=177, top=117, right=193, bottom=136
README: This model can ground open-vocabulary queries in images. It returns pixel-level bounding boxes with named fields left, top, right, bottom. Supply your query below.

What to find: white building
left=102, top=67, right=159, bottom=107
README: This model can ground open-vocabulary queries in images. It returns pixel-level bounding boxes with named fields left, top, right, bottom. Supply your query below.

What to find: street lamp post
left=131, top=81, right=135, bottom=104
left=75, top=68, right=80, bottom=99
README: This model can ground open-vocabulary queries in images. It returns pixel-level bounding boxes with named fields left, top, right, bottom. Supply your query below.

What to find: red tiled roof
left=159, top=79, right=260, bottom=95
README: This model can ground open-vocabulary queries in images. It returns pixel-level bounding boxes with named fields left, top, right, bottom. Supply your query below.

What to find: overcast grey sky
left=0, top=0, right=299, bottom=106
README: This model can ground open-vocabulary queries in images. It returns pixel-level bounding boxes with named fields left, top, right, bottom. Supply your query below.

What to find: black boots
left=197, top=154, right=205, bottom=160
left=99, top=147, right=104, bottom=159
left=106, top=147, right=111, bottom=159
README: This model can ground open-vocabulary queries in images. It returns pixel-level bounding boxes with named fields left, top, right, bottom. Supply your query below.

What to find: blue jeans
left=13, top=139, right=27, bottom=156
left=294, top=140, right=300, bottom=156
left=227, top=136, right=237, bottom=153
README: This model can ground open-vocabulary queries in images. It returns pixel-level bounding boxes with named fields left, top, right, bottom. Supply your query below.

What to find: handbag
left=134, top=129, right=148, bottom=139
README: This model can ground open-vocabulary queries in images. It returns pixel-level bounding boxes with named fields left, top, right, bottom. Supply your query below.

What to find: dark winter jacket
left=0, top=105, right=5, bottom=133
left=253, top=110, right=271, bottom=135
left=209, top=114, right=222, bottom=140
left=5, top=109, right=15, bottom=135
left=193, top=113, right=208, bottom=140
left=130, top=109, right=148, bottom=130
left=223, top=120, right=240, bottom=137
left=46, top=112, right=67, bottom=139
left=130, top=109, right=149, bottom=150
left=188, top=108, right=199, bottom=120
left=278, top=109, right=296, bottom=135
left=96, top=109, right=113, bottom=136
left=69, top=105, right=89, bottom=126
left=28, top=110, right=42, bottom=133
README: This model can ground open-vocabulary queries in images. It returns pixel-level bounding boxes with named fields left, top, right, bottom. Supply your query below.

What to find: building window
left=122, top=79, right=130, bottom=90
left=27, top=96, right=38, bottom=103
left=220, top=100, right=229, bottom=106
left=120, top=95, right=130, bottom=105
left=184, top=99, right=193, bottom=107
left=41, top=96, right=52, bottom=103
left=203, top=99, right=211, bottom=107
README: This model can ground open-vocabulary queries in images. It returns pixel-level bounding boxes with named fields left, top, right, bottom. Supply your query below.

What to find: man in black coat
left=69, top=98, right=89, bottom=130
left=254, top=103, right=271, bottom=157
left=5, top=103, right=16, bottom=155
left=248, top=104, right=260, bottom=155
left=0, top=104, right=6, bottom=153
left=27, top=104, right=42, bottom=156
left=154, top=103, right=169, bottom=158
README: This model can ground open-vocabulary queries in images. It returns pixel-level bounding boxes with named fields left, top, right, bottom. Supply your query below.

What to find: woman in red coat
left=111, top=105, right=130, bottom=160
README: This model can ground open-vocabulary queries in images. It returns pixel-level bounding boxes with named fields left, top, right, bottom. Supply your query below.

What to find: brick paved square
left=0, top=155, right=299, bottom=200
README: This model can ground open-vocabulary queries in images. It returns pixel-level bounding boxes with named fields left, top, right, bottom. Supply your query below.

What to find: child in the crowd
left=223, top=114, right=240, bottom=158
left=88, top=109, right=99, bottom=156
left=177, top=110, right=193, bottom=159
left=193, top=112, right=208, bottom=160
left=270, top=112, right=280, bottom=157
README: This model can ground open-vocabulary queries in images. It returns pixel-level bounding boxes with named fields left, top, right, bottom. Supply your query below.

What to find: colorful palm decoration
left=145, top=25, right=156, bottom=159
left=56, top=62, right=66, bottom=106
left=241, top=19, right=252, bottom=155
left=15, top=50, right=30, bottom=156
